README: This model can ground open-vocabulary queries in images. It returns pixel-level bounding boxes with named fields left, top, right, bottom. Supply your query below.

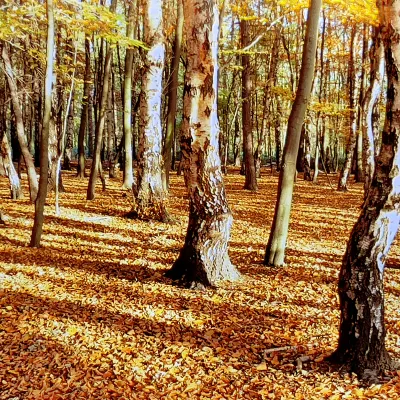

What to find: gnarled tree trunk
left=328, top=1, right=400, bottom=381
left=166, top=0, right=239, bottom=288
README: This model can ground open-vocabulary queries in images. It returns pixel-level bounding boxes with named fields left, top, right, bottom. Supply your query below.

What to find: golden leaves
left=0, top=170, right=399, bottom=399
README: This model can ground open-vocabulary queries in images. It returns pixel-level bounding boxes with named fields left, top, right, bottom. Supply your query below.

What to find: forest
left=1, top=0, right=400, bottom=398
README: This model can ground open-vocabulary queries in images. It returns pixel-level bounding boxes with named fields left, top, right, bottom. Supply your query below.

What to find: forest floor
left=0, top=167, right=400, bottom=400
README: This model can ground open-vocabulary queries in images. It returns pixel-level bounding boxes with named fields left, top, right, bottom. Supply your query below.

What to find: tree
left=86, top=0, right=117, bottom=200
left=131, top=0, right=169, bottom=221
left=264, top=0, right=322, bottom=267
left=0, top=130, right=22, bottom=199
left=162, top=0, right=184, bottom=191
left=166, top=0, right=240, bottom=288
left=327, top=0, right=400, bottom=381
left=77, top=37, right=91, bottom=179
left=337, top=26, right=357, bottom=191
left=30, top=0, right=55, bottom=247
left=122, top=0, right=136, bottom=189
left=1, top=44, right=38, bottom=202
left=241, top=18, right=258, bottom=191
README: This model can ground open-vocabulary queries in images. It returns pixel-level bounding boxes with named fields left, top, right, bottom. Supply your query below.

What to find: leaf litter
left=0, top=168, right=399, bottom=399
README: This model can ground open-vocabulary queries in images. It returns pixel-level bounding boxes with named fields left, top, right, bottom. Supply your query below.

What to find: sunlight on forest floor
left=1, top=168, right=400, bottom=399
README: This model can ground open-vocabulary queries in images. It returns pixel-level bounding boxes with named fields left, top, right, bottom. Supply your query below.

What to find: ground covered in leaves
left=0, top=168, right=400, bottom=399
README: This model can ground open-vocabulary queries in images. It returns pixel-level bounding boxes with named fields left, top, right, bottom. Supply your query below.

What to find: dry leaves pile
left=0, top=168, right=399, bottom=399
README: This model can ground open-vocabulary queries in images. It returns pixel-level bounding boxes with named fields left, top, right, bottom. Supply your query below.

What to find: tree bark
left=166, top=0, right=239, bottom=288
left=131, top=0, right=168, bottom=221
left=327, top=0, right=400, bottom=380
left=162, top=0, right=184, bottom=191
left=241, top=19, right=258, bottom=191
left=86, top=1, right=117, bottom=200
left=264, top=0, right=321, bottom=267
left=1, top=131, right=22, bottom=199
left=30, top=0, right=54, bottom=247
left=1, top=44, right=39, bottom=201
left=363, top=28, right=384, bottom=198
left=122, top=0, right=136, bottom=189
left=338, top=26, right=356, bottom=191
left=77, top=37, right=91, bottom=178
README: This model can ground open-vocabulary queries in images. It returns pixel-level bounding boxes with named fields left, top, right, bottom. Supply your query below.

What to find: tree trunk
left=338, top=26, right=356, bottom=191
left=264, top=0, right=321, bottom=267
left=33, top=70, right=42, bottom=167
left=1, top=132, right=22, bottom=199
left=1, top=44, right=39, bottom=202
left=130, top=0, right=168, bottom=221
left=63, top=97, right=74, bottom=170
left=162, top=0, right=184, bottom=191
left=86, top=1, right=117, bottom=200
left=77, top=37, right=91, bottom=178
left=363, top=28, right=384, bottom=198
left=241, top=19, right=258, bottom=191
left=274, top=100, right=282, bottom=172
left=327, top=1, right=400, bottom=380
left=122, top=0, right=136, bottom=189
left=355, top=24, right=368, bottom=183
left=30, top=0, right=54, bottom=247
left=166, top=0, right=239, bottom=288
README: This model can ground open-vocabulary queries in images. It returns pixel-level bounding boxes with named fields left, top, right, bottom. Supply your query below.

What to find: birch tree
left=131, top=0, right=169, bottom=221
left=166, top=0, right=239, bottom=288
left=327, top=0, right=400, bottom=381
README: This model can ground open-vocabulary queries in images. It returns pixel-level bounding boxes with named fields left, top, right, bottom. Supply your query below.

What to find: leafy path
left=0, top=169, right=399, bottom=399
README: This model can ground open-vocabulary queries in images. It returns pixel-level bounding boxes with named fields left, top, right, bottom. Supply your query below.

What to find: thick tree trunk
left=328, top=2, right=400, bottom=381
left=241, top=19, right=258, bottom=191
left=30, top=0, right=54, bottom=247
left=122, top=0, right=136, bottom=189
left=166, top=0, right=239, bottom=288
left=1, top=132, right=22, bottom=199
left=131, top=0, right=168, bottom=221
left=1, top=44, right=38, bottom=201
left=77, top=37, right=91, bottom=179
left=162, top=0, right=183, bottom=191
left=264, top=0, right=321, bottom=267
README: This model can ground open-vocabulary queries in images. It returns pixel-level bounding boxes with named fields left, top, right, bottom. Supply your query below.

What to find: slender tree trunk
left=264, top=0, right=321, bottom=267
left=274, top=100, right=282, bottom=171
left=122, top=0, right=136, bottom=189
left=30, top=0, right=54, bottom=247
left=86, top=1, right=117, bottom=200
left=166, top=0, right=239, bottom=288
left=130, top=0, right=168, bottom=221
left=241, top=19, right=257, bottom=191
left=77, top=37, right=91, bottom=178
left=63, top=97, right=74, bottom=170
left=338, top=26, right=356, bottom=191
left=1, top=44, right=38, bottom=201
left=1, top=131, right=22, bottom=199
left=327, top=0, right=400, bottom=380
left=162, top=0, right=183, bottom=191
left=364, top=28, right=384, bottom=198
left=33, top=70, right=42, bottom=167
left=313, top=13, right=326, bottom=184
left=355, top=24, right=368, bottom=183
